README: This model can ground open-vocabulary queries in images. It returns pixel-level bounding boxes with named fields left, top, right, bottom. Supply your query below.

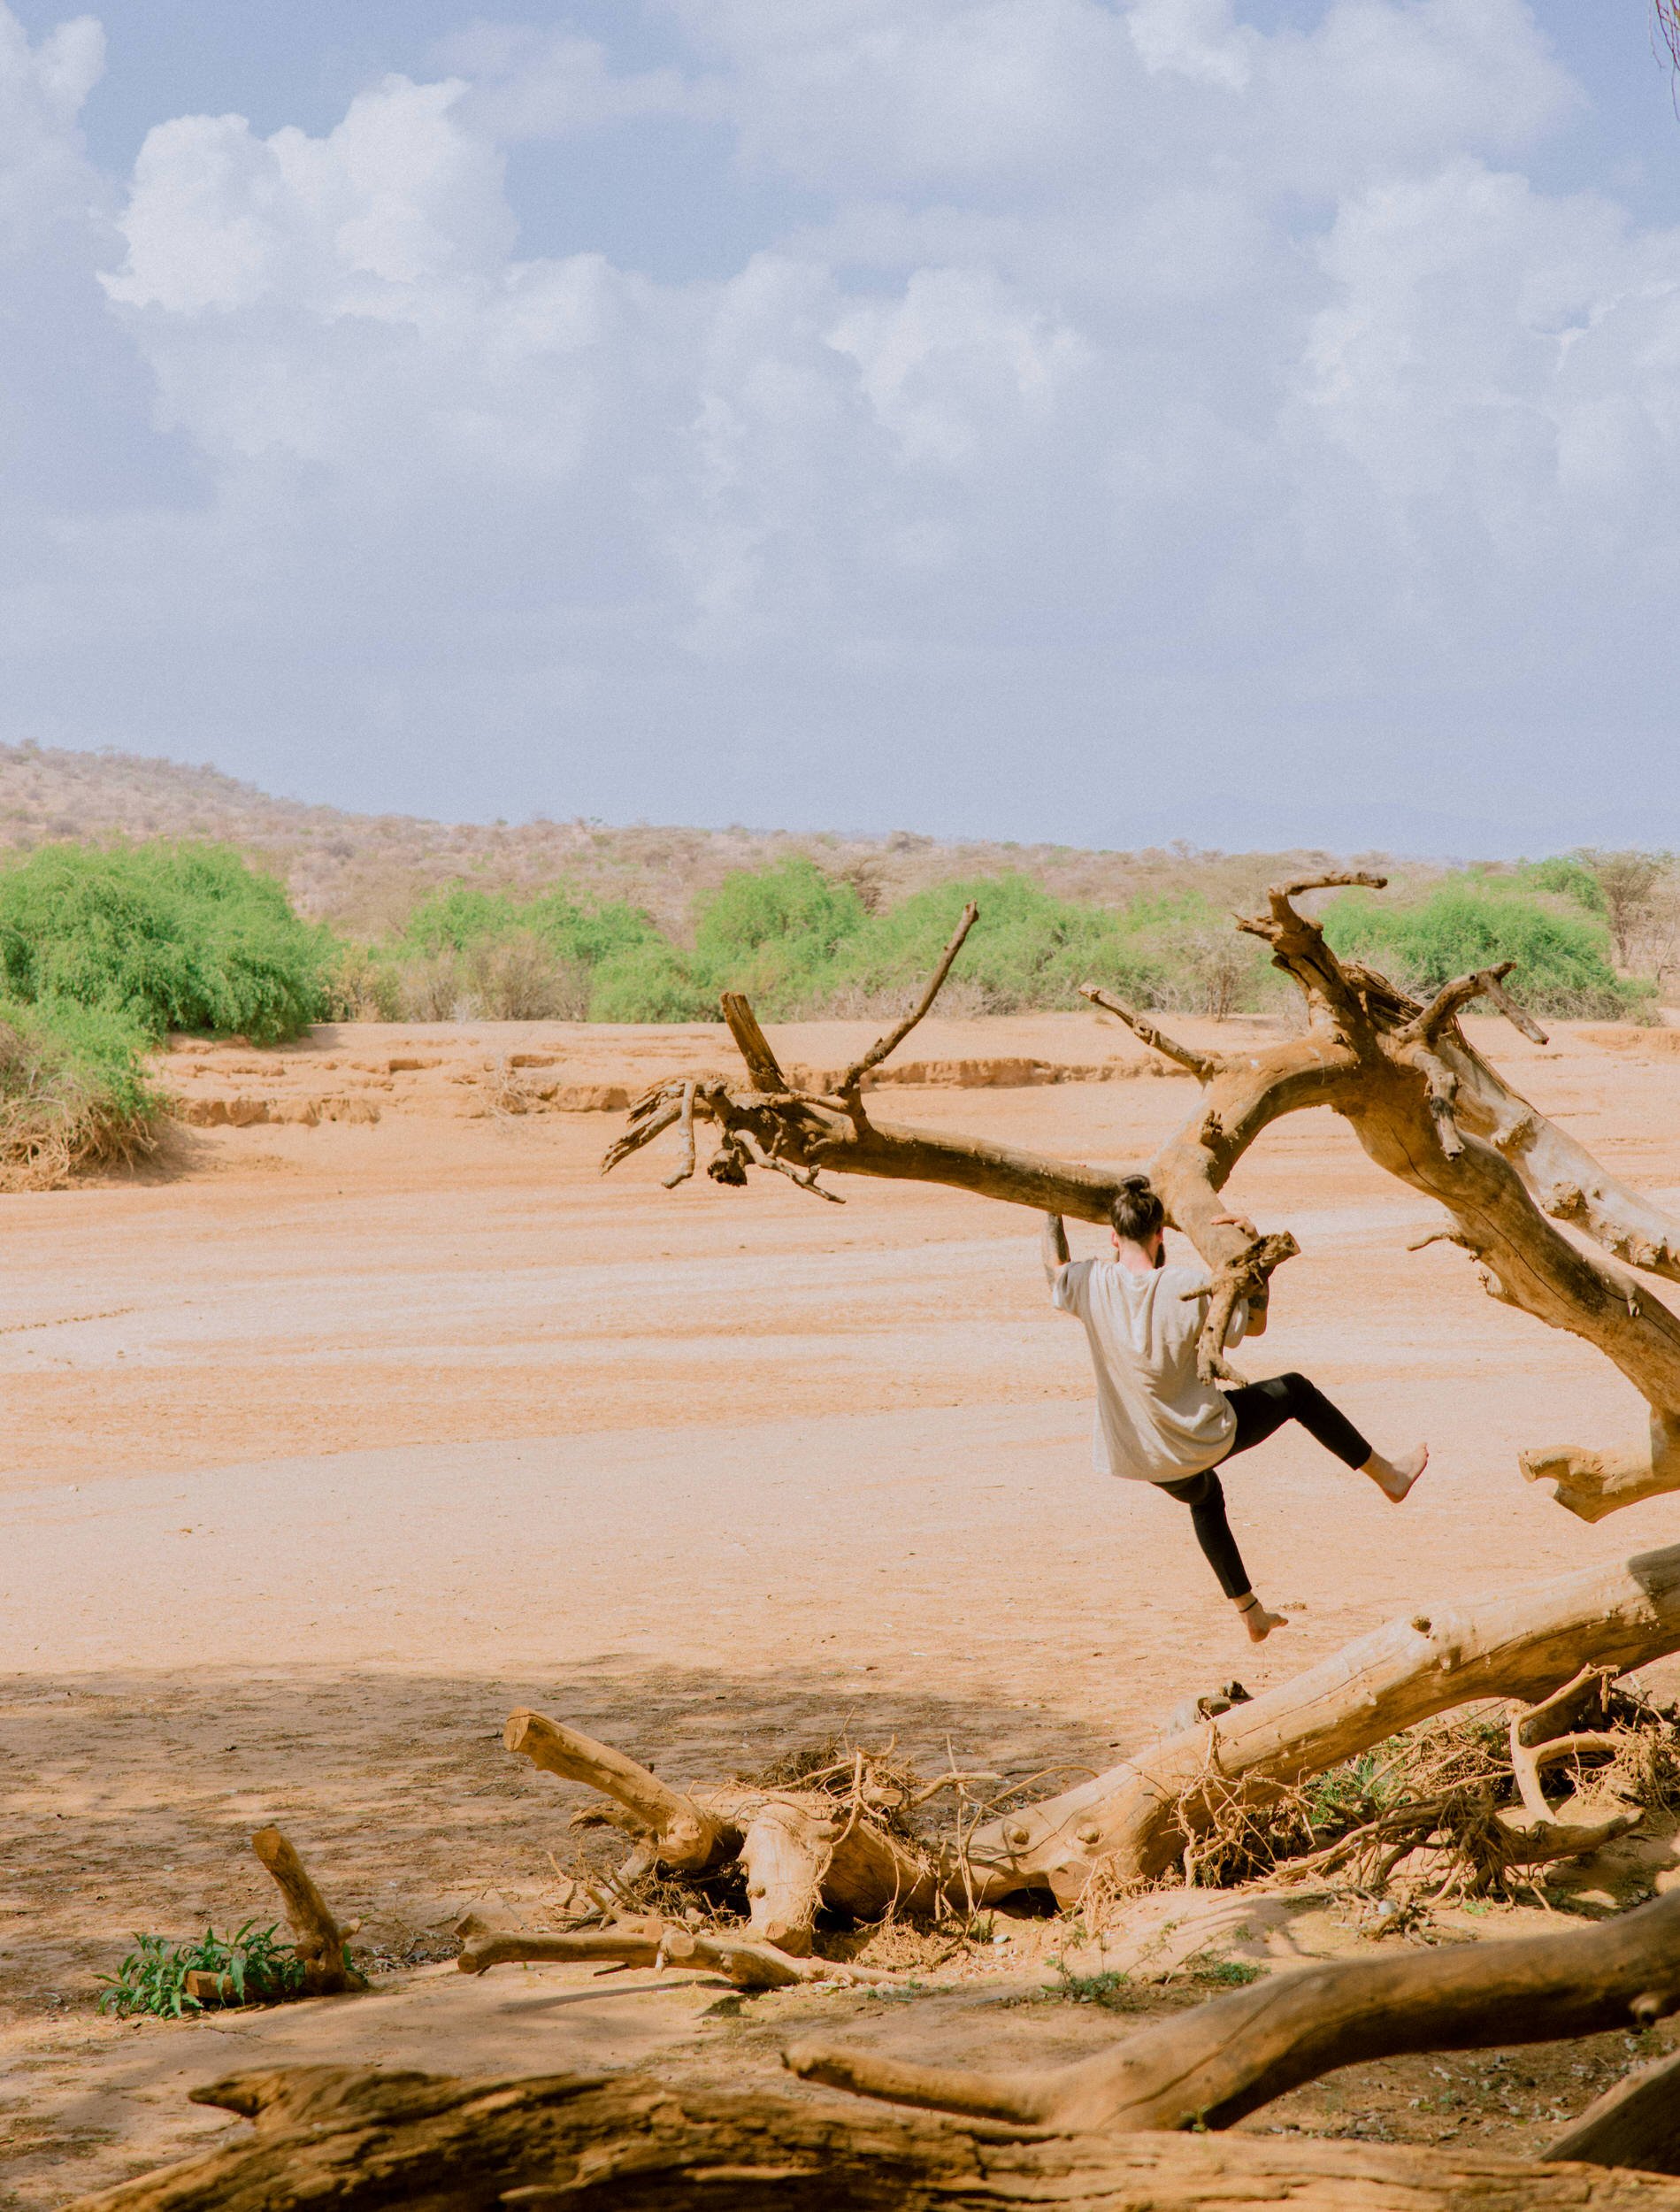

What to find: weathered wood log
left=249, top=1827, right=365, bottom=1996
left=504, top=1710, right=725, bottom=1874
left=604, top=875, right=1680, bottom=1515
left=960, top=1541, right=1680, bottom=1897
left=1548, top=2043, right=1680, bottom=2175
left=787, top=1882, right=1680, bottom=2132
left=61, top=2063, right=1680, bottom=2212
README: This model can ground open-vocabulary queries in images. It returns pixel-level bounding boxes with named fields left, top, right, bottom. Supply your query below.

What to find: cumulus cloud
left=2, top=0, right=1679, bottom=843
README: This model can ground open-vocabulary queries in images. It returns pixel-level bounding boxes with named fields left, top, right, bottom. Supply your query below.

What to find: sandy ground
left=5, top=1007, right=1680, bottom=2199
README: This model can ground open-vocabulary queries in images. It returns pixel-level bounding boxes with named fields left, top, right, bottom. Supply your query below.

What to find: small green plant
left=1045, top=1960, right=1141, bottom=2010
left=1307, top=1742, right=1406, bottom=1832
left=97, top=1921, right=306, bottom=2018
left=1185, top=1954, right=1262, bottom=1987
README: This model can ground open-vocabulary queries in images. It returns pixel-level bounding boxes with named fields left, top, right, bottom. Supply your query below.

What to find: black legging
left=1156, top=1372, right=1372, bottom=1601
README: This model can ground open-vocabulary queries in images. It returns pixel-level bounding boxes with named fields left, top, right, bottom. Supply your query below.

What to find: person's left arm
left=1041, top=1211, right=1071, bottom=1292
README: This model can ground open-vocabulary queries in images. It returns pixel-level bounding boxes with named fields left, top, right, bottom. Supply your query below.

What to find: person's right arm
left=1041, top=1211, right=1070, bottom=1291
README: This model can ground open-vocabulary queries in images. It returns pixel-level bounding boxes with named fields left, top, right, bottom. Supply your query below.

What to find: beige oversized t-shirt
left=1052, top=1257, right=1246, bottom=1484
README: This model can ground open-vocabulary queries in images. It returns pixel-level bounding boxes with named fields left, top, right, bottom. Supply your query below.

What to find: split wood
left=605, top=874, right=1680, bottom=1522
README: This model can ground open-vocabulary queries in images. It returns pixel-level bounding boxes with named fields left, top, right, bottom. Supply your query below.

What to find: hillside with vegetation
left=0, top=741, right=1668, bottom=1186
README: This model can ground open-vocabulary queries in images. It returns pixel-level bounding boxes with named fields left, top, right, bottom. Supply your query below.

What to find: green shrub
left=588, top=941, right=717, bottom=1023
left=1516, top=857, right=1605, bottom=913
left=0, top=995, right=158, bottom=1186
left=1322, top=884, right=1647, bottom=1020
left=325, top=943, right=403, bottom=1022
left=691, top=858, right=868, bottom=1014
left=823, top=875, right=1170, bottom=1016
left=98, top=1922, right=308, bottom=2018
left=394, top=882, right=664, bottom=1020
left=0, top=843, right=334, bottom=1043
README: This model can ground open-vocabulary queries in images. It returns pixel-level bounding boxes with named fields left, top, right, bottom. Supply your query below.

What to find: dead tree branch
left=1079, top=985, right=1225, bottom=1082
left=786, top=1882, right=1680, bottom=2134
left=840, top=902, right=978, bottom=1093
left=249, top=1828, right=365, bottom=1997
left=609, top=874, right=1680, bottom=1519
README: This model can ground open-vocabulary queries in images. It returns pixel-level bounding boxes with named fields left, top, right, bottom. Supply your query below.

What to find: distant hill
left=0, top=741, right=1433, bottom=940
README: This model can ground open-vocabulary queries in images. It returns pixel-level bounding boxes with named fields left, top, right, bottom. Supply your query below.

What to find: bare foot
left=1235, top=1595, right=1289, bottom=1644
left=1364, top=1444, right=1429, bottom=1503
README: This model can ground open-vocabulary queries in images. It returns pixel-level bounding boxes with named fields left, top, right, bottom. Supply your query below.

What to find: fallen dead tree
left=498, top=1539, right=1680, bottom=1930
left=604, top=878, right=1680, bottom=1521
left=961, top=1544, right=1680, bottom=1899
left=64, top=2062, right=1680, bottom=2212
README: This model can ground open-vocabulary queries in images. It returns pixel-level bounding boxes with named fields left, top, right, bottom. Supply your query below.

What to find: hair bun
left=1120, top=1171, right=1152, bottom=1191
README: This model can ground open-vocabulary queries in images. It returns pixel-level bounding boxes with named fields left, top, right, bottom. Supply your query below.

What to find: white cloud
left=1, top=0, right=1678, bottom=843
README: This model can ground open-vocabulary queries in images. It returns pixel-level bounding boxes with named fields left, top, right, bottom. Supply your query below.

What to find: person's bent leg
left=1156, top=1471, right=1287, bottom=1643
left=1223, top=1372, right=1426, bottom=1502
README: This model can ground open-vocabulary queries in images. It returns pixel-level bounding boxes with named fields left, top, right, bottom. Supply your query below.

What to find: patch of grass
left=1187, top=1955, right=1262, bottom=1986
left=96, top=1922, right=306, bottom=2018
left=1044, top=1961, right=1147, bottom=2010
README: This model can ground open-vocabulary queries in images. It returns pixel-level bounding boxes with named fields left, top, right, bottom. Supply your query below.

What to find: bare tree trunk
left=62, top=2064, right=1680, bottom=2212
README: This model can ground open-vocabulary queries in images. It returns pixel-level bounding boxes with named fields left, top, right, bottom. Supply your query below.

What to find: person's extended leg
left=1156, top=1470, right=1287, bottom=1644
left=1223, top=1372, right=1427, bottom=1502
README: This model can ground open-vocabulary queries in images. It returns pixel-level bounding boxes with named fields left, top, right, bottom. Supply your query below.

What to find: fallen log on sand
left=966, top=1544, right=1680, bottom=1899
left=60, top=2054, right=1680, bottom=2211
left=504, top=1541, right=1680, bottom=1927
left=456, top=1924, right=905, bottom=1990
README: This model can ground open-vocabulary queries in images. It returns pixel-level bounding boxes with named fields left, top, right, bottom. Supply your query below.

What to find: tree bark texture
left=62, top=2065, right=1680, bottom=2212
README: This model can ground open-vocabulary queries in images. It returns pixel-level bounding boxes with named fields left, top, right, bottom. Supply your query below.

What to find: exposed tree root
left=505, top=1543, right=1680, bottom=1925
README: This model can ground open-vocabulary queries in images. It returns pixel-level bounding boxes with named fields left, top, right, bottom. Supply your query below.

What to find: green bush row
left=0, top=837, right=1650, bottom=1187
left=349, top=856, right=1646, bottom=1029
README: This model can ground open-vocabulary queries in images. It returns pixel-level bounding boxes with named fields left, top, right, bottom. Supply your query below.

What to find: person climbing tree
left=1042, top=1175, right=1428, bottom=1644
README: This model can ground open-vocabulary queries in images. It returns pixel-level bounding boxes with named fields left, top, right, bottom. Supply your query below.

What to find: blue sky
left=2, top=1, right=1678, bottom=852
